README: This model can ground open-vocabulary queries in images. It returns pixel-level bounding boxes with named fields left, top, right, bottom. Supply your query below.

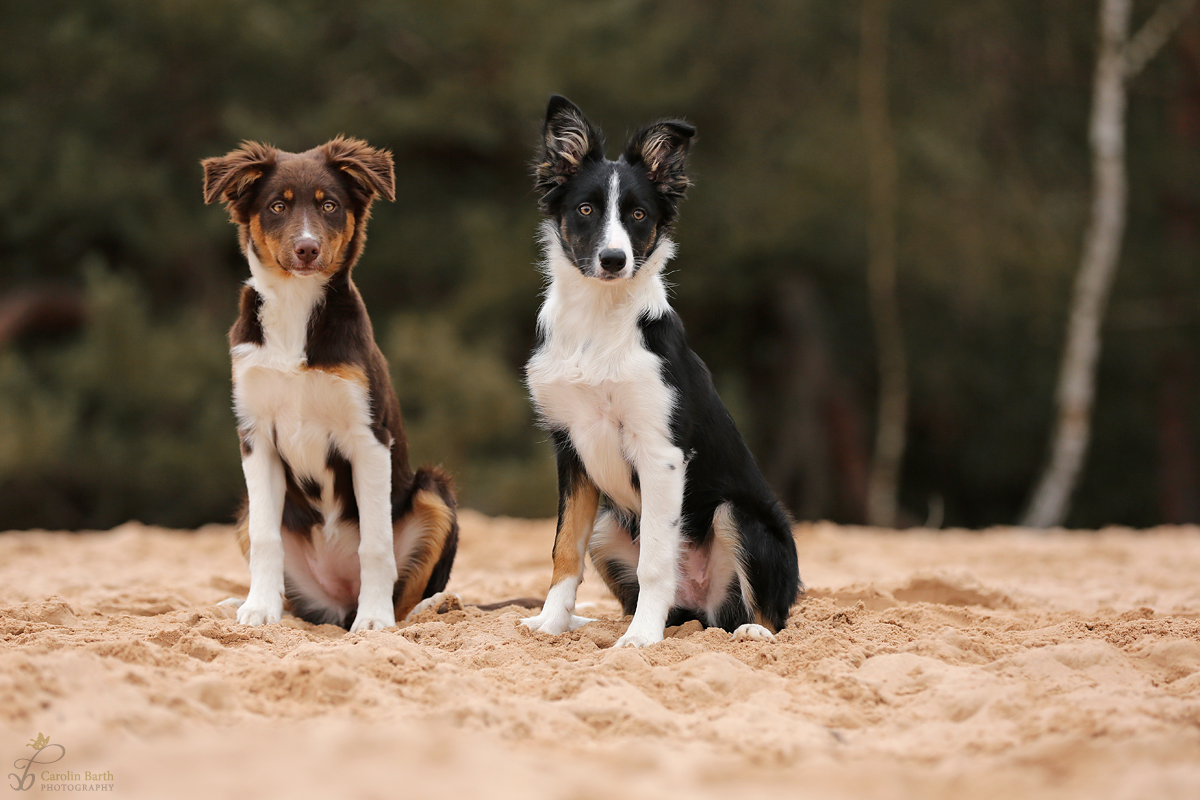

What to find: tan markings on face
left=314, top=188, right=325, bottom=201
left=320, top=211, right=355, bottom=273
left=550, top=479, right=600, bottom=584
left=283, top=188, right=293, bottom=201
left=393, top=489, right=458, bottom=618
left=248, top=215, right=288, bottom=276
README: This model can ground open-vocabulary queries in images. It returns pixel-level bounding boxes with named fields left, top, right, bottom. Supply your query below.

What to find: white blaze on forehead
left=601, top=170, right=633, bottom=266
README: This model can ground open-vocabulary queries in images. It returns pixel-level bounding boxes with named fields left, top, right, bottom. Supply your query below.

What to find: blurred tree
left=859, top=0, right=909, bottom=528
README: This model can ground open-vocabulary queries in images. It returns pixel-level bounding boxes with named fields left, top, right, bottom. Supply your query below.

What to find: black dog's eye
left=631, top=208, right=646, bottom=221
left=269, top=201, right=285, bottom=214
left=578, top=203, right=593, bottom=216
left=322, top=200, right=337, bottom=213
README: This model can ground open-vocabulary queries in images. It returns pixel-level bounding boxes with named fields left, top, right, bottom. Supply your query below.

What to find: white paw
left=613, top=628, right=664, bottom=649
left=520, top=608, right=595, bottom=636
left=405, top=591, right=463, bottom=620
left=732, top=623, right=776, bottom=642
left=236, top=599, right=282, bottom=626
left=349, top=609, right=396, bottom=633
left=217, top=596, right=243, bottom=608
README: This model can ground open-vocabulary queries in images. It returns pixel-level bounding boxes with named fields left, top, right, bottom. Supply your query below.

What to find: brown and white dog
left=202, top=137, right=458, bottom=631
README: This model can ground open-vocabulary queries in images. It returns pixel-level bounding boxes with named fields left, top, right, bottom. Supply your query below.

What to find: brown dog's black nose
left=294, top=237, right=320, bottom=265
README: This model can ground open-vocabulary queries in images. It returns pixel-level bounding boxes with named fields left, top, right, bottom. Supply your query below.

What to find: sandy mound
left=1, top=513, right=1199, bottom=798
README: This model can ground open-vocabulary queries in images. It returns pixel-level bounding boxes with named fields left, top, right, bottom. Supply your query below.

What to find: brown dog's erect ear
left=623, top=120, right=695, bottom=205
left=534, top=95, right=605, bottom=207
left=201, top=141, right=277, bottom=208
left=321, top=136, right=396, bottom=203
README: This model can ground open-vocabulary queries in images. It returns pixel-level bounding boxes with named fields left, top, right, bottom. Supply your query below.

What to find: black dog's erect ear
left=321, top=136, right=397, bottom=203
left=201, top=141, right=277, bottom=209
left=534, top=95, right=605, bottom=206
left=623, top=120, right=695, bottom=204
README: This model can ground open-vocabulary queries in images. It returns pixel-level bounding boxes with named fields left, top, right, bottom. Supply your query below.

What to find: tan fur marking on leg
left=712, top=503, right=758, bottom=623
left=392, top=489, right=456, bottom=619
left=754, top=611, right=777, bottom=634
left=235, top=514, right=251, bottom=561
left=551, top=480, right=600, bottom=584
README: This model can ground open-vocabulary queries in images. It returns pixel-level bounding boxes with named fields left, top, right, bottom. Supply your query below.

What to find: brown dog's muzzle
left=293, top=236, right=321, bottom=273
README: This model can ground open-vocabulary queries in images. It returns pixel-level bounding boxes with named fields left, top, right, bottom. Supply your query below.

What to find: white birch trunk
left=1023, top=0, right=1194, bottom=528
left=1023, top=0, right=1129, bottom=529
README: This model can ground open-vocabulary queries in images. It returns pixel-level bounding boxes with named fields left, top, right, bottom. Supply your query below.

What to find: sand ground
left=1, top=513, right=1199, bottom=799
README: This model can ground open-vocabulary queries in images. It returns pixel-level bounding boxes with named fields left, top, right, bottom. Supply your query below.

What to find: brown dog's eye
left=269, top=201, right=285, bottom=214
left=632, top=208, right=646, bottom=221
left=578, top=203, right=593, bottom=216
left=322, top=201, right=337, bottom=213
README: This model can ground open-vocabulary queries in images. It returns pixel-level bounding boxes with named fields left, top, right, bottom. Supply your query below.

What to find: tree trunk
left=859, top=0, right=908, bottom=528
left=1023, top=0, right=1192, bottom=528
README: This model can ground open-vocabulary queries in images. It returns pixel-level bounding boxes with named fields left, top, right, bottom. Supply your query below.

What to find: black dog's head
left=534, top=95, right=694, bottom=281
left=203, top=137, right=395, bottom=278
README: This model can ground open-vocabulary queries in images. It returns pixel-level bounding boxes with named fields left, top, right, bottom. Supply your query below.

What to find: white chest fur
left=526, top=231, right=679, bottom=514
left=231, top=251, right=375, bottom=529
left=234, top=367, right=370, bottom=479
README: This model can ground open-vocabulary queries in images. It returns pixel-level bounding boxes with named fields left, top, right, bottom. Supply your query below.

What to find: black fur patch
left=280, top=458, right=322, bottom=536
left=326, top=443, right=359, bottom=524
left=229, top=286, right=264, bottom=347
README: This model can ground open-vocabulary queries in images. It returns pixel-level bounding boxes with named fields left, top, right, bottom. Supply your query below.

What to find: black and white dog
left=521, top=96, right=802, bottom=648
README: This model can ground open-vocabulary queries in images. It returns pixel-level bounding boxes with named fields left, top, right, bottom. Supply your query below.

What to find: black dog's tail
left=736, top=501, right=803, bottom=632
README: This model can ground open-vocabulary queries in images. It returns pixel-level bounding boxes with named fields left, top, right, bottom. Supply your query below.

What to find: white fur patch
left=521, top=579, right=596, bottom=635
left=600, top=171, right=634, bottom=277
left=237, top=425, right=286, bottom=626
left=232, top=248, right=328, bottom=373
left=732, top=623, right=776, bottom=643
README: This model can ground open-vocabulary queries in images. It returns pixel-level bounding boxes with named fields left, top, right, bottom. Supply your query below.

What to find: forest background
left=2, top=0, right=1198, bottom=531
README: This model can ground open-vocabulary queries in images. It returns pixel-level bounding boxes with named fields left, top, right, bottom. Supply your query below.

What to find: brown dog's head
left=202, top=137, right=396, bottom=277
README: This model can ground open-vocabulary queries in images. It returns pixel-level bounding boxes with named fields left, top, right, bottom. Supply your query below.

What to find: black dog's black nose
left=294, top=237, right=321, bottom=264
left=598, top=249, right=626, bottom=273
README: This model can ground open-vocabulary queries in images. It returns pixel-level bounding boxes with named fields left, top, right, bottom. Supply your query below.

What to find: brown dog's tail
left=413, top=465, right=458, bottom=599
left=392, top=466, right=459, bottom=619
